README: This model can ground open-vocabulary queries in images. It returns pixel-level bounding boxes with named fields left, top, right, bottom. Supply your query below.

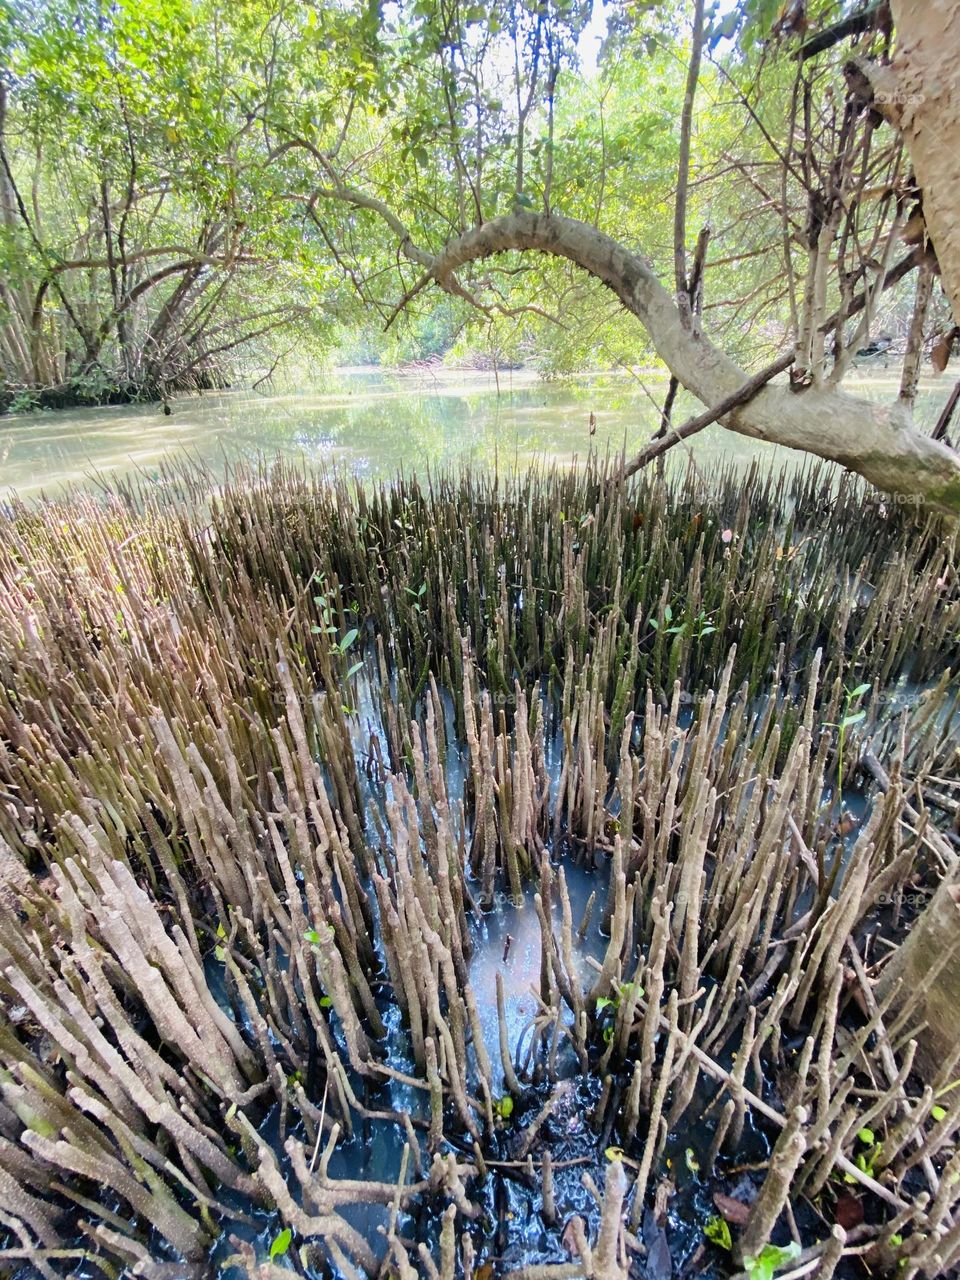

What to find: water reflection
left=0, top=367, right=951, bottom=499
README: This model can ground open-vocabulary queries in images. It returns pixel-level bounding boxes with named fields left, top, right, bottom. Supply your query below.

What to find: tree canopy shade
left=2, top=0, right=960, bottom=506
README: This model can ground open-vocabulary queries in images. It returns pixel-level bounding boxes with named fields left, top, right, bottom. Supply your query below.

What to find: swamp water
left=0, top=461, right=959, bottom=1280
left=0, top=368, right=954, bottom=500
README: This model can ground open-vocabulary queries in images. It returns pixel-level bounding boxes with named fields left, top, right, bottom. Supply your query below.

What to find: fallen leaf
left=931, top=327, right=959, bottom=374
left=712, top=1191, right=751, bottom=1227
left=834, top=1191, right=864, bottom=1230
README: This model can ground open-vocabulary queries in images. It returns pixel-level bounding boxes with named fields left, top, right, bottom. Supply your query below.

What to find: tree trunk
left=430, top=211, right=960, bottom=511
left=891, top=0, right=960, bottom=323
left=855, top=4, right=960, bottom=1080
left=876, top=874, right=960, bottom=1084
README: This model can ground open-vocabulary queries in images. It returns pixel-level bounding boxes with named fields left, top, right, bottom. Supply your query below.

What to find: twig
left=674, top=0, right=706, bottom=327
left=621, top=350, right=795, bottom=478
left=933, top=380, right=960, bottom=443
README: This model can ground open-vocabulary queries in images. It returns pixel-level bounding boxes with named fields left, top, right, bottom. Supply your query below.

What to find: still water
left=0, top=367, right=951, bottom=500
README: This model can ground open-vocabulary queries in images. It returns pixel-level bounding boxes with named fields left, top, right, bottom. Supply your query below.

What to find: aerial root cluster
left=0, top=460, right=958, bottom=1277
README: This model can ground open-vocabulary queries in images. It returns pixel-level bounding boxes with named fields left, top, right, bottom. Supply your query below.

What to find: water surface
left=0, top=367, right=951, bottom=500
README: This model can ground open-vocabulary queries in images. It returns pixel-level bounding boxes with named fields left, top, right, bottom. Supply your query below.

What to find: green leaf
left=605, top=1145, right=624, bottom=1162
left=595, top=996, right=613, bottom=1012
left=347, top=661, right=363, bottom=677
left=850, top=683, right=872, bottom=699
left=841, top=710, right=866, bottom=727
left=339, top=627, right=359, bottom=652
left=931, top=1105, right=947, bottom=1122
left=684, top=1147, right=700, bottom=1174
left=857, top=1126, right=875, bottom=1146
left=319, top=995, right=332, bottom=1007
left=214, top=945, right=226, bottom=962
left=495, top=1095, right=514, bottom=1118
left=704, top=1216, right=732, bottom=1251
left=270, top=1227, right=292, bottom=1260
left=762, top=1242, right=801, bottom=1270
left=304, top=928, right=322, bottom=945
left=744, top=1242, right=801, bottom=1280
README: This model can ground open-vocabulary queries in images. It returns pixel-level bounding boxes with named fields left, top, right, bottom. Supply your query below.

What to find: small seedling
left=824, top=681, right=871, bottom=813
left=649, top=605, right=716, bottom=640
left=704, top=1216, right=732, bottom=1251
left=845, top=1126, right=882, bottom=1181
left=595, top=981, right=643, bottom=1042
left=743, top=1241, right=801, bottom=1280
left=406, top=583, right=427, bottom=614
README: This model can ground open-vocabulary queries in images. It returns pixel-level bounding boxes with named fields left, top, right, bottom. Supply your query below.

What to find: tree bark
left=890, top=0, right=960, bottom=323
left=429, top=211, right=960, bottom=511
left=876, top=875, right=960, bottom=1083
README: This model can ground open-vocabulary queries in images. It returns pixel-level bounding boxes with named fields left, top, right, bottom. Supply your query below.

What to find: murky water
left=0, top=367, right=951, bottom=500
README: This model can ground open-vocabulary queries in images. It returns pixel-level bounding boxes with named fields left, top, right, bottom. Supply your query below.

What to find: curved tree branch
left=418, top=210, right=960, bottom=510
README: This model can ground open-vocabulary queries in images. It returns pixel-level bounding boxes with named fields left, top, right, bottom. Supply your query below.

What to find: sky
left=577, top=0, right=608, bottom=77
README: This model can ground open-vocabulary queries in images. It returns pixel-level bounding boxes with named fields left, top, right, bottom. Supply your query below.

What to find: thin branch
left=674, top=0, right=706, bottom=326
left=621, top=349, right=795, bottom=478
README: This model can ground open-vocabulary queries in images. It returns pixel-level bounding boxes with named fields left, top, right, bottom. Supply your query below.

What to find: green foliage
left=824, top=682, right=872, bottom=808
left=0, top=0, right=920, bottom=394
left=743, top=1242, right=802, bottom=1280
left=704, top=1216, right=732, bottom=1251
left=6, top=389, right=40, bottom=414
left=847, top=1126, right=883, bottom=1180
left=649, top=605, right=717, bottom=641
left=269, top=1227, right=292, bottom=1260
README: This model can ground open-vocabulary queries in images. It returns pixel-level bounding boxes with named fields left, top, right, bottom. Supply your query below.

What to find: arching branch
left=413, top=210, right=960, bottom=510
